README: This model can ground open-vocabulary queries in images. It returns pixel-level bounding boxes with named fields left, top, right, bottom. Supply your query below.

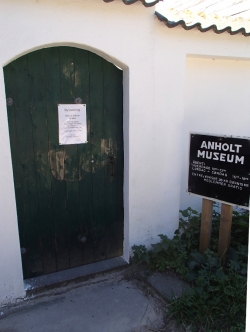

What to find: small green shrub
left=131, top=244, right=150, bottom=265
left=132, top=206, right=249, bottom=331
left=132, top=207, right=201, bottom=276
left=210, top=205, right=249, bottom=252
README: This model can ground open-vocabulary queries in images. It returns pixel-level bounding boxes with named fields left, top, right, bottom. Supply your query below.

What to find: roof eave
left=103, top=0, right=161, bottom=7
left=155, top=11, right=250, bottom=37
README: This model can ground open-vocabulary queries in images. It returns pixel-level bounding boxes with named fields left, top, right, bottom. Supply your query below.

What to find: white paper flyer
left=58, top=104, right=87, bottom=145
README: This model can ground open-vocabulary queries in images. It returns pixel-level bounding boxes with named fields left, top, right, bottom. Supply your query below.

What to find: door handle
left=108, top=156, right=114, bottom=176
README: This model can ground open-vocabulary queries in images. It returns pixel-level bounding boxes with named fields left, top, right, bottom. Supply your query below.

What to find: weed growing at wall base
left=132, top=207, right=248, bottom=331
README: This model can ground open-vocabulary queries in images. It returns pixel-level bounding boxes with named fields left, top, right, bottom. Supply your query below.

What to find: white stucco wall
left=181, top=56, right=250, bottom=211
left=0, top=0, right=249, bottom=306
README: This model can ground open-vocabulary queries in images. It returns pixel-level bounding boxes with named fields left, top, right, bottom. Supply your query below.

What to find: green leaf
left=195, top=287, right=203, bottom=295
left=185, top=270, right=197, bottom=281
left=188, top=260, right=199, bottom=270
left=181, top=210, right=189, bottom=218
left=190, top=252, right=206, bottom=264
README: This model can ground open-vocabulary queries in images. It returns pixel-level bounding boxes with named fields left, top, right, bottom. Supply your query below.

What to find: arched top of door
left=3, top=45, right=127, bottom=72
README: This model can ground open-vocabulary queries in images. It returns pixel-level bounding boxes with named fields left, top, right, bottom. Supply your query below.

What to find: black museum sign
left=188, top=133, right=250, bottom=208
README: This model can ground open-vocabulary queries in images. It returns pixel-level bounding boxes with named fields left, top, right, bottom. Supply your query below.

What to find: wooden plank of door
left=89, top=52, right=107, bottom=262
left=218, top=203, right=233, bottom=266
left=44, top=47, right=69, bottom=272
left=27, top=50, right=56, bottom=275
left=74, top=48, right=95, bottom=265
left=11, top=55, right=42, bottom=278
left=103, top=60, right=123, bottom=258
left=199, top=198, right=213, bottom=253
left=4, top=64, right=29, bottom=277
left=115, top=67, right=124, bottom=257
left=59, top=47, right=82, bottom=268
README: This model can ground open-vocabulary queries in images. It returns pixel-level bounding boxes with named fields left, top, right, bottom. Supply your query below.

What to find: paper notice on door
left=58, top=104, right=87, bottom=145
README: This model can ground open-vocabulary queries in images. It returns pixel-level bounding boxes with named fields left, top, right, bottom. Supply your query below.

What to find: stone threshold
left=24, top=256, right=128, bottom=296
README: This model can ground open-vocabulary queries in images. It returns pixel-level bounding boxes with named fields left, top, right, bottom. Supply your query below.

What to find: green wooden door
left=4, top=47, right=124, bottom=279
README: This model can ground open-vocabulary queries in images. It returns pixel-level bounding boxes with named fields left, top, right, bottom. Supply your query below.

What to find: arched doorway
left=4, top=47, right=124, bottom=279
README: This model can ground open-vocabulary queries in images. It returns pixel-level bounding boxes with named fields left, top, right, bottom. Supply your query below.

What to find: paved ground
left=0, top=266, right=186, bottom=332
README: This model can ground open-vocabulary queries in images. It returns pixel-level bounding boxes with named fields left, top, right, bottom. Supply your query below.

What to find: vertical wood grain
left=74, top=48, right=95, bottom=265
left=89, top=53, right=106, bottom=262
left=199, top=198, right=213, bottom=253
left=4, top=64, right=29, bottom=277
left=44, top=47, right=65, bottom=273
left=103, top=60, right=123, bottom=258
left=59, top=47, right=80, bottom=269
left=218, top=203, right=233, bottom=266
left=27, top=50, right=57, bottom=275
left=11, top=56, right=41, bottom=278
